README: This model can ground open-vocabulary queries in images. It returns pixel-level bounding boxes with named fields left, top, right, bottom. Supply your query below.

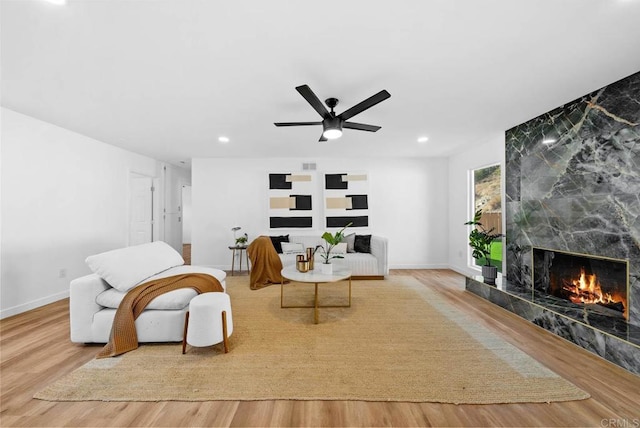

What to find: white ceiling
left=2, top=0, right=640, bottom=167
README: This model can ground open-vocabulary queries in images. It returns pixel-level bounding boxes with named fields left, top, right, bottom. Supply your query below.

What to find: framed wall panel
left=323, top=172, right=369, bottom=229
left=268, top=173, right=315, bottom=229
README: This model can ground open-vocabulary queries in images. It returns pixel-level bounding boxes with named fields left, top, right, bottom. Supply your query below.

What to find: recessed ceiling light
left=218, top=136, right=230, bottom=143
left=417, top=136, right=429, bottom=143
left=542, top=139, right=556, bottom=145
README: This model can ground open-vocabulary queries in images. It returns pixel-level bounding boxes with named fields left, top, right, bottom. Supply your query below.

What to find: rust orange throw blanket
left=247, top=236, right=287, bottom=290
left=97, top=273, right=223, bottom=358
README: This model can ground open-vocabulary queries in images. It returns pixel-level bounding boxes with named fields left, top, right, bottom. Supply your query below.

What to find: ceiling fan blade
left=339, top=90, right=391, bottom=121
left=319, top=133, right=328, bottom=142
left=296, top=85, right=330, bottom=118
left=343, top=122, right=381, bottom=132
left=274, top=122, right=322, bottom=127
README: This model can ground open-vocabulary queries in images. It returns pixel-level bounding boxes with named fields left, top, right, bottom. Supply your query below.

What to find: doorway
left=129, top=173, right=155, bottom=245
left=182, top=185, right=192, bottom=264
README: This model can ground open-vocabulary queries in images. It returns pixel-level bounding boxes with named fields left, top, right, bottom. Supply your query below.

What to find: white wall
left=0, top=108, right=187, bottom=318
left=447, top=134, right=505, bottom=277
left=191, top=157, right=450, bottom=270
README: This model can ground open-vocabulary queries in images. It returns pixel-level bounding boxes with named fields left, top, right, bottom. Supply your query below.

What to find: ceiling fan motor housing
left=323, top=116, right=342, bottom=132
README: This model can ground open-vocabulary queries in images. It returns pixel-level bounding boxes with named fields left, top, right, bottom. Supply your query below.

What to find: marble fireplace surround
left=468, top=71, right=640, bottom=375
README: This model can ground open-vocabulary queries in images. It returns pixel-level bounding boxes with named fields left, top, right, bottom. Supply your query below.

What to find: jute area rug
left=35, top=275, right=589, bottom=404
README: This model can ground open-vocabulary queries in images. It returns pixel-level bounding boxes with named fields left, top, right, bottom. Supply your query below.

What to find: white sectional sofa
left=70, top=241, right=227, bottom=344
left=275, top=234, right=388, bottom=278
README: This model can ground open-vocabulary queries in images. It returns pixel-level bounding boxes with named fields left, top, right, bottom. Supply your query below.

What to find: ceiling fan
left=274, top=85, right=391, bottom=142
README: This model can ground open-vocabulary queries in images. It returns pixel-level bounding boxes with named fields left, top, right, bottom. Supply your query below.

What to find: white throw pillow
left=85, top=241, right=184, bottom=292
left=333, top=242, right=348, bottom=254
left=342, top=233, right=356, bottom=253
left=281, top=242, right=305, bottom=254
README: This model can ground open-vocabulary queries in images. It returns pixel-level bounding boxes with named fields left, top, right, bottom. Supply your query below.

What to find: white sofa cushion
left=281, top=242, right=305, bottom=254
left=95, top=265, right=227, bottom=310
left=85, top=241, right=184, bottom=292
left=97, top=287, right=197, bottom=310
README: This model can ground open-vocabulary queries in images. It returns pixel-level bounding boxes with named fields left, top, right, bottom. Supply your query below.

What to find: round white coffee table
left=280, top=266, right=352, bottom=324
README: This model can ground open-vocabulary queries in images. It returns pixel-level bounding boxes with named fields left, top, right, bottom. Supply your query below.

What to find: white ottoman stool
left=182, top=292, right=233, bottom=354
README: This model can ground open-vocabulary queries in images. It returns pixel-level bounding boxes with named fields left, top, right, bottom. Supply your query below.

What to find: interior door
left=162, top=165, right=184, bottom=252
left=129, top=175, right=154, bottom=245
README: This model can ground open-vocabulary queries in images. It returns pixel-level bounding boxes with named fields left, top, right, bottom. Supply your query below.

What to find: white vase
left=320, top=263, right=333, bottom=275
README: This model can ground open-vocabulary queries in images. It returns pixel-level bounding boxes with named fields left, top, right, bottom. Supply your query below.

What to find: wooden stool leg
left=182, top=311, right=190, bottom=354
left=221, top=310, right=229, bottom=353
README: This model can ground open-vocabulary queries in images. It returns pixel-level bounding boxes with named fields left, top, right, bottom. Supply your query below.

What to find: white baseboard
left=388, top=263, right=450, bottom=270
left=0, top=290, right=69, bottom=320
left=448, top=264, right=481, bottom=278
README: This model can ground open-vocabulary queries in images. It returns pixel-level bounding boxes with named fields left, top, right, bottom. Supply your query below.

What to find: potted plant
left=465, top=209, right=502, bottom=284
left=235, top=233, right=248, bottom=247
left=315, top=223, right=351, bottom=274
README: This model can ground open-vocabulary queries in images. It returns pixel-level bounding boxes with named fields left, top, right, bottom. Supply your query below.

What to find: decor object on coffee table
left=465, top=209, right=503, bottom=284
left=314, top=223, right=351, bottom=275
left=183, top=292, right=233, bottom=354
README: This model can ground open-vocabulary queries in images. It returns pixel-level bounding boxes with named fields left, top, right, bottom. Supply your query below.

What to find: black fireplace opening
left=532, top=248, right=629, bottom=321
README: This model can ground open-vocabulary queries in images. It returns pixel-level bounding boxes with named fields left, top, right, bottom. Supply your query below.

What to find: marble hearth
left=475, top=70, right=640, bottom=375
left=466, top=276, right=640, bottom=375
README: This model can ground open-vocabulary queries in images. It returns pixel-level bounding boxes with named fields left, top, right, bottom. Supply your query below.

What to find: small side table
left=228, top=245, right=249, bottom=276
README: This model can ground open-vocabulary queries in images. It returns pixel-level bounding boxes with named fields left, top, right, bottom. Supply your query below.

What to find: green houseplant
left=235, top=233, right=248, bottom=247
left=315, top=223, right=352, bottom=274
left=465, top=209, right=502, bottom=284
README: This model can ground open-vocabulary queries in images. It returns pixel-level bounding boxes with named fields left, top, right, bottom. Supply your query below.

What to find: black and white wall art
left=323, top=172, right=369, bottom=228
left=268, top=173, right=315, bottom=228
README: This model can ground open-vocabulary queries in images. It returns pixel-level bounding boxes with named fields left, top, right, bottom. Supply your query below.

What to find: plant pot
left=481, top=265, right=498, bottom=285
left=320, top=263, right=333, bottom=275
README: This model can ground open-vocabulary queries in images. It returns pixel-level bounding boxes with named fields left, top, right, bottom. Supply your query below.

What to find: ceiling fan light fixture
left=322, top=117, right=343, bottom=140
left=322, top=128, right=343, bottom=140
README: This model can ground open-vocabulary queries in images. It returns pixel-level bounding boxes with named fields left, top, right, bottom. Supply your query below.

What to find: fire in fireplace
left=562, top=267, right=626, bottom=314
left=533, top=248, right=629, bottom=321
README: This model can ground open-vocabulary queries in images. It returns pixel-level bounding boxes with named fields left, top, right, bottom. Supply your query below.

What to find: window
left=471, top=164, right=502, bottom=272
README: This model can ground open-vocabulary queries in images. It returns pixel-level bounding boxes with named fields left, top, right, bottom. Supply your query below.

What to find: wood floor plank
left=1, top=269, right=639, bottom=427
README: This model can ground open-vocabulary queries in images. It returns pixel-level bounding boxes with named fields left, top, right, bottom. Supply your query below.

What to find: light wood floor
left=183, top=244, right=191, bottom=265
left=1, top=269, right=639, bottom=427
